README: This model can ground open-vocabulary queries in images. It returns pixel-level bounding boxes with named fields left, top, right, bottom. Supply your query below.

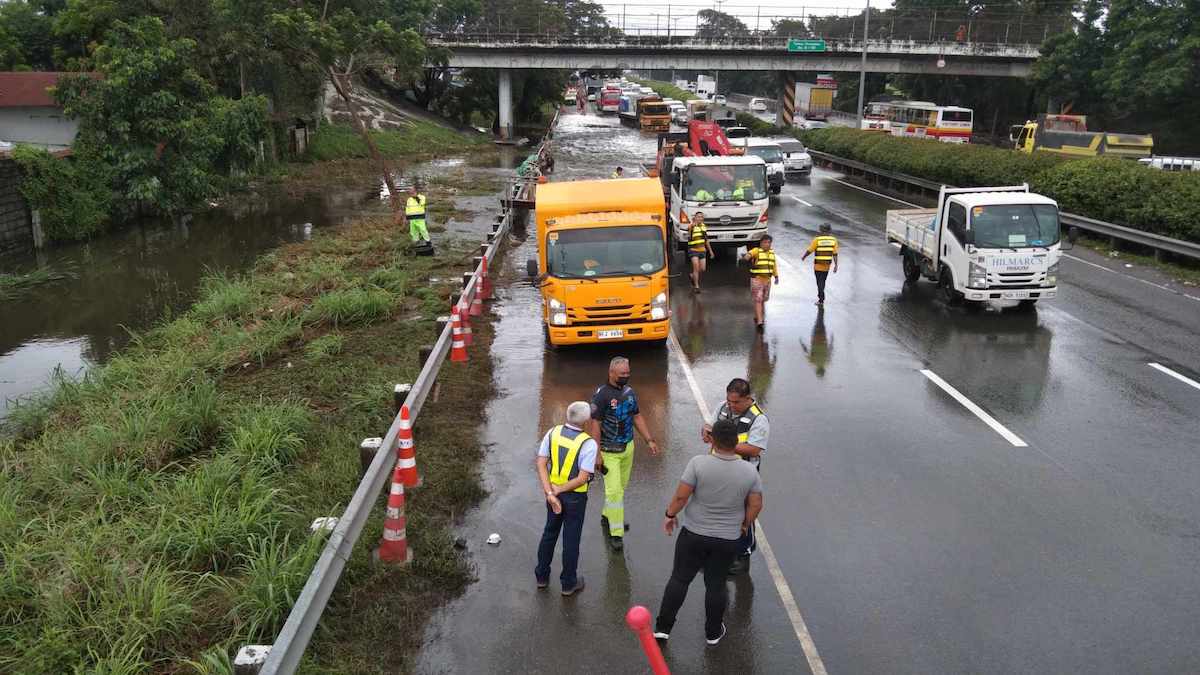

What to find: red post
left=625, top=606, right=670, bottom=675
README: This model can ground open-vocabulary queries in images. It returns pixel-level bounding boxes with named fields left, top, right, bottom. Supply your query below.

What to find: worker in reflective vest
left=404, top=184, right=431, bottom=246
left=687, top=211, right=715, bottom=292
left=535, top=401, right=598, bottom=596
left=741, top=234, right=779, bottom=331
left=701, top=377, right=770, bottom=575
left=801, top=223, right=839, bottom=305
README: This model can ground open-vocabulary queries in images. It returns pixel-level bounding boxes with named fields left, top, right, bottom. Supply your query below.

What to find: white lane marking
left=667, top=329, right=829, bottom=675
left=1063, top=254, right=1200, bottom=303
left=829, top=177, right=919, bottom=207
left=920, top=369, right=1028, bottom=447
left=1148, top=363, right=1200, bottom=392
left=791, top=195, right=815, bottom=207
left=826, top=177, right=1200, bottom=303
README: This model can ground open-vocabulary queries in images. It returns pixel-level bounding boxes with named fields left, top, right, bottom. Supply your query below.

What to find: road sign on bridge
left=787, top=38, right=826, bottom=52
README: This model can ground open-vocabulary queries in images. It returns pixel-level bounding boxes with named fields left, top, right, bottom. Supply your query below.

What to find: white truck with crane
left=886, top=185, right=1076, bottom=309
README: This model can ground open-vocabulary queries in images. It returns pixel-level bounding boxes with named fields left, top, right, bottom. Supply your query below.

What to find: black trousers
left=655, top=527, right=742, bottom=638
left=814, top=270, right=829, bottom=302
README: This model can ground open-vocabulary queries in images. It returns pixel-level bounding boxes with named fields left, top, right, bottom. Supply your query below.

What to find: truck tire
left=902, top=251, right=921, bottom=284
left=939, top=268, right=963, bottom=306
left=542, top=324, right=559, bottom=351
left=770, top=185, right=782, bottom=195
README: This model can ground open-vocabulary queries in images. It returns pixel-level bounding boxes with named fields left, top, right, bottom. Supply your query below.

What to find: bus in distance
left=886, top=101, right=973, bottom=144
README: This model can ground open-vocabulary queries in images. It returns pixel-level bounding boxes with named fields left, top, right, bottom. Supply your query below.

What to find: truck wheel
left=939, top=268, right=963, bottom=306
left=542, top=324, right=559, bottom=351
left=770, top=185, right=782, bottom=195
left=902, top=252, right=921, bottom=283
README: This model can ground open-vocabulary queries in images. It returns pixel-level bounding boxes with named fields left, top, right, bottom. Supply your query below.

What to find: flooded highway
left=417, top=107, right=1200, bottom=674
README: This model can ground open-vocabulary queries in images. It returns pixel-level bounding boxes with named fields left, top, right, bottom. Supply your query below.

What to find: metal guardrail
left=256, top=122, right=561, bottom=672
left=808, top=149, right=1200, bottom=262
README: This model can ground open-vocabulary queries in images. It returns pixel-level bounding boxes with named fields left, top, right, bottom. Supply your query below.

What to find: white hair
left=609, top=356, right=629, bottom=370
left=566, top=401, right=591, bottom=427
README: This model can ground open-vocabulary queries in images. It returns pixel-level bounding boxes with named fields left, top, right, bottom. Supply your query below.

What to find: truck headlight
left=549, top=298, right=565, bottom=310
left=968, top=262, right=987, bottom=289
left=1044, top=262, right=1058, bottom=287
left=551, top=312, right=568, bottom=326
left=650, top=291, right=668, bottom=320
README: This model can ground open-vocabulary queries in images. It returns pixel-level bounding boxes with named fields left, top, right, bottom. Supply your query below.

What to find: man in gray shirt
left=654, top=419, right=763, bottom=646
left=702, top=377, right=769, bottom=574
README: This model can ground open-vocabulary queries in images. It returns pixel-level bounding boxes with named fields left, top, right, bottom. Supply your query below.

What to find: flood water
left=0, top=185, right=380, bottom=420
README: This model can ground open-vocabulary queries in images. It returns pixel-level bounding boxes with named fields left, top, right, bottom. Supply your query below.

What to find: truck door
left=941, top=201, right=969, bottom=281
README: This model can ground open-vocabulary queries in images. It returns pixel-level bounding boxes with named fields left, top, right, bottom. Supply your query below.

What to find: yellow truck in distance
left=526, top=178, right=670, bottom=347
left=1010, top=114, right=1153, bottom=159
left=637, top=96, right=672, bottom=133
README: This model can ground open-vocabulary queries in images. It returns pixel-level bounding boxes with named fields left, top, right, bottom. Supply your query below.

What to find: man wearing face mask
left=590, top=356, right=661, bottom=552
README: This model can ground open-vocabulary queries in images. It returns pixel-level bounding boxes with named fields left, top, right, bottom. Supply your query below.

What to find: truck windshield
left=747, top=146, right=783, bottom=163
left=970, top=204, right=1060, bottom=248
left=683, top=165, right=767, bottom=201
left=643, top=104, right=669, bottom=115
left=546, top=226, right=665, bottom=278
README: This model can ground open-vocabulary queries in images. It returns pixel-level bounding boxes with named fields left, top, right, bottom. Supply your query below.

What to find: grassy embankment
left=0, top=121, right=501, bottom=674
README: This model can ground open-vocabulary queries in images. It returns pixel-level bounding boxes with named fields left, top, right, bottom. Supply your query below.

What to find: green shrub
left=305, top=121, right=485, bottom=162
left=802, top=128, right=1200, bottom=243
left=12, top=146, right=115, bottom=242
left=304, top=287, right=394, bottom=326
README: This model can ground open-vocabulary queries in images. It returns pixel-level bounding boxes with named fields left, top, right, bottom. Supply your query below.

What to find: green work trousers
left=409, top=217, right=429, bottom=243
left=601, top=442, right=635, bottom=537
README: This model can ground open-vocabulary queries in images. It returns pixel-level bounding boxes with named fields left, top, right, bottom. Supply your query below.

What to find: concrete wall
left=0, top=158, right=33, bottom=253
left=0, top=107, right=80, bottom=150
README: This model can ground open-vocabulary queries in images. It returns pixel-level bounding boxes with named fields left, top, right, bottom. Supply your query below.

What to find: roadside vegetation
left=802, top=127, right=1200, bottom=244
left=304, top=122, right=490, bottom=163
left=0, top=212, right=496, bottom=673
left=0, top=266, right=77, bottom=300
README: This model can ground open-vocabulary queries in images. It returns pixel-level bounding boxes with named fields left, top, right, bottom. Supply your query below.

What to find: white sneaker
left=705, top=623, right=727, bottom=646
left=653, top=632, right=669, bottom=641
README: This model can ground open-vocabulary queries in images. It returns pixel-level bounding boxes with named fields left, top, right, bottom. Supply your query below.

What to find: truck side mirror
left=1068, top=226, right=1079, bottom=244
left=526, top=258, right=538, bottom=278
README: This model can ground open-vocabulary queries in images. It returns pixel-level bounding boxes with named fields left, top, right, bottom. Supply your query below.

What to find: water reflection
left=800, top=307, right=832, bottom=378
left=880, top=283, right=1054, bottom=413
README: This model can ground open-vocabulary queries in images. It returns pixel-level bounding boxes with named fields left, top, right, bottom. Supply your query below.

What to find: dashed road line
left=667, top=329, right=830, bottom=675
left=1148, top=362, right=1200, bottom=392
left=920, top=369, right=1028, bottom=447
left=791, top=195, right=815, bottom=207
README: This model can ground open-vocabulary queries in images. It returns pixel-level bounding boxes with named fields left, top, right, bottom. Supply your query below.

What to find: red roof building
left=0, top=72, right=96, bottom=151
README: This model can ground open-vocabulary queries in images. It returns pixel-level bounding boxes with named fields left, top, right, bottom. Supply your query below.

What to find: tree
left=0, top=1, right=56, bottom=69
left=267, top=2, right=425, bottom=217
left=695, top=9, right=748, bottom=39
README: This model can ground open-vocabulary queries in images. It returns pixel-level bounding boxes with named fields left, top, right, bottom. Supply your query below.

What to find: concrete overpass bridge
left=427, top=35, right=1043, bottom=138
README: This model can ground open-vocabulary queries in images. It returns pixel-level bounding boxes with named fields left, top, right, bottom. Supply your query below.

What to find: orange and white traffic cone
left=395, top=404, right=421, bottom=488
left=480, top=255, right=492, bottom=300
left=469, top=285, right=483, bottom=317
left=457, top=299, right=473, bottom=346
left=450, top=307, right=468, bottom=362
left=376, top=461, right=413, bottom=564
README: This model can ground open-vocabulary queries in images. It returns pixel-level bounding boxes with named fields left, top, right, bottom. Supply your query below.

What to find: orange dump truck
left=526, top=178, right=670, bottom=346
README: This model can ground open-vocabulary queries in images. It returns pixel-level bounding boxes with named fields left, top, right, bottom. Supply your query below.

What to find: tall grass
left=304, top=121, right=488, bottom=163
left=0, top=212, right=488, bottom=672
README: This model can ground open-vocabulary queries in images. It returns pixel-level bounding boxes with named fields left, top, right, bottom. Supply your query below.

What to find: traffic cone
left=376, top=462, right=413, bottom=564
left=450, top=307, right=468, bottom=362
left=395, top=404, right=421, bottom=488
left=480, top=255, right=492, bottom=300
left=457, top=299, right=473, bottom=346
left=469, top=285, right=483, bottom=317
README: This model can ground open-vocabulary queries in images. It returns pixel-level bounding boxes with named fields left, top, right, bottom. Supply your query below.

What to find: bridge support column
left=776, top=71, right=796, bottom=129
left=498, top=69, right=513, bottom=141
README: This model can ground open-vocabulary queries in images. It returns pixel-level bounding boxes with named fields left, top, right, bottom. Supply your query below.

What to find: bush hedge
left=802, top=128, right=1200, bottom=244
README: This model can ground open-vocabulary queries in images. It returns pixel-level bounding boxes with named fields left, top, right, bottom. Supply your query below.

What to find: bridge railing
left=427, top=33, right=1043, bottom=57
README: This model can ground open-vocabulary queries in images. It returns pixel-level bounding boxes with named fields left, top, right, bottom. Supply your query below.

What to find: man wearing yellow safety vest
left=610, top=166, right=625, bottom=179
left=687, top=211, right=714, bottom=292
left=801, top=223, right=839, bottom=305
left=404, top=183, right=432, bottom=249
left=535, top=401, right=598, bottom=596
left=701, top=378, right=769, bottom=576
left=741, top=234, right=779, bottom=331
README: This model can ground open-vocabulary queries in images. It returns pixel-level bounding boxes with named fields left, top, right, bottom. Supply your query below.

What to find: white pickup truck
left=886, top=185, right=1075, bottom=308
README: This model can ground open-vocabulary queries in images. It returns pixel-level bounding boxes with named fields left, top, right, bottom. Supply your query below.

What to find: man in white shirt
left=535, top=401, right=598, bottom=596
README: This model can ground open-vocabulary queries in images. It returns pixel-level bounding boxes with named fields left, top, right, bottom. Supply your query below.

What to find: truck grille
left=988, top=271, right=1044, bottom=287
left=709, top=215, right=760, bottom=229
left=568, top=304, right=650, bottom=326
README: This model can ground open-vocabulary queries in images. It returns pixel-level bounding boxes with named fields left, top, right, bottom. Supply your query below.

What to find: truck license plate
left=1001, top=290, right=1030, bottom=299
left=598, top=329, right=624, bottom=339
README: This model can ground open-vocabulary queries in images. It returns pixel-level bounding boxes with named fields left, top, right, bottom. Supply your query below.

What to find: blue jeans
left=535, top=491, right=588, bottom=587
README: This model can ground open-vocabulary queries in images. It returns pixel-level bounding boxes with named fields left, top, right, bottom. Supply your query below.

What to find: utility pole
left=855, top=0, right=870, bottom=129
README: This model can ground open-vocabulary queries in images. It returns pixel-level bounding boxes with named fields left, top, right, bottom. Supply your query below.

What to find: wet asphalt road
left=415, top=107, right=1200, bottom=674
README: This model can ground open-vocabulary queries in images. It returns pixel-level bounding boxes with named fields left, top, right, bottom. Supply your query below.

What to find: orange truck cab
left=526, top=178, right=670, bottom=347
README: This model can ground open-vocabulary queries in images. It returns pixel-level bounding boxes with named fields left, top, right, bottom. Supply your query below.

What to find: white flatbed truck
left=886, top=184, right=1075, bottom=308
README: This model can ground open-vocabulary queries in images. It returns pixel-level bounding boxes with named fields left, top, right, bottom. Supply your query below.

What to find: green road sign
left=787, top=38, right=826, bottom=53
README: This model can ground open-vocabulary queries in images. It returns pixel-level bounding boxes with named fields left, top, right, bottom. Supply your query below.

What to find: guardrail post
left=394, top=383, right=412, bottom=414
left=234, top=645, right=272, bottom=675
left=359, top=438, right=383, bottom=476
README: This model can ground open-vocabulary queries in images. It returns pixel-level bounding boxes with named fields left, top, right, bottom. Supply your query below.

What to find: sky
left=597, top=0, right=896, bottom=34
